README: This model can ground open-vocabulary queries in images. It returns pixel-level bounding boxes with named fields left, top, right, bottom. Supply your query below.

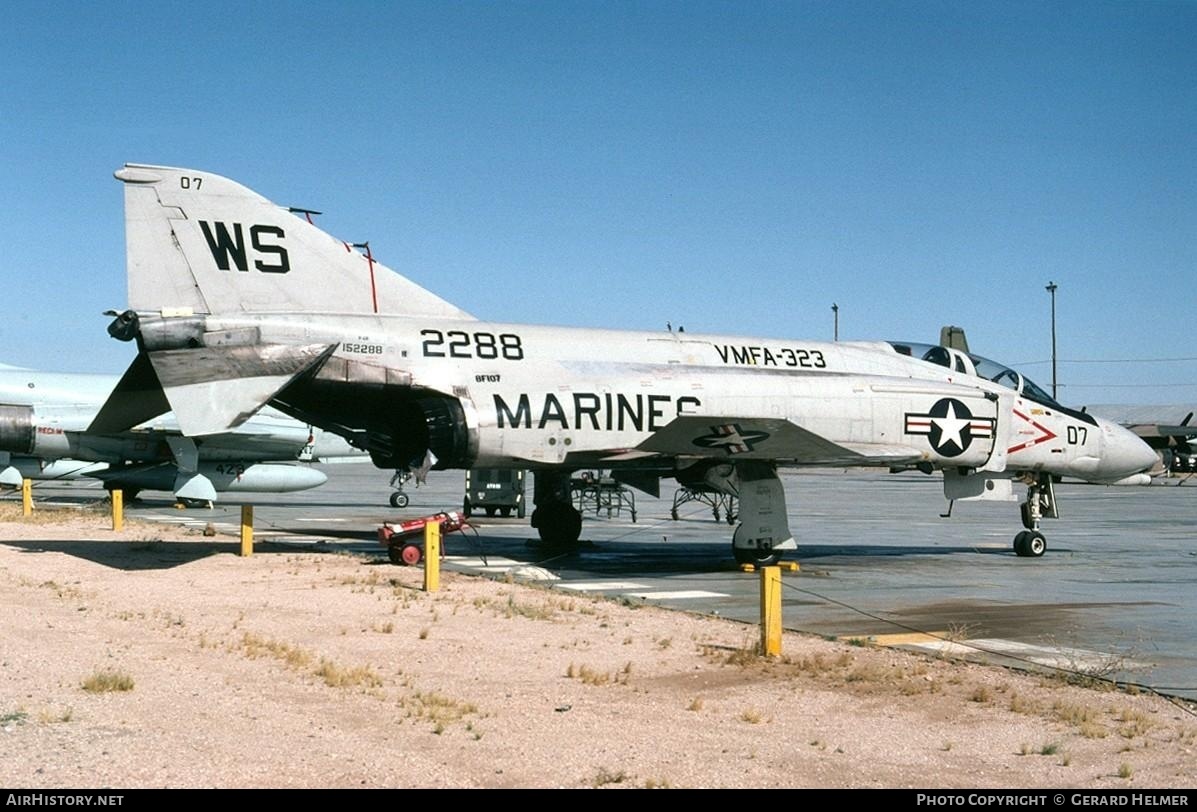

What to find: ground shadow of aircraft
left=0, top=534, right=375, bottom=572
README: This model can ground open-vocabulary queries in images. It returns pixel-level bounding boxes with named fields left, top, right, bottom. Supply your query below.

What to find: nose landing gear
left=1014, top=474, right=1056, bottom=557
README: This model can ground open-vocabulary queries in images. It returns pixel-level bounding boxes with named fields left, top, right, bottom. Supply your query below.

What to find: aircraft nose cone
left=1100, top=419, right=1159, bottom=478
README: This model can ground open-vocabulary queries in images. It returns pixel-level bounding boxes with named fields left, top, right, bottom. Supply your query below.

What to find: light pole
left=832, top=303, right=839, bottom=341
left=1045, top=281, right=1058, bottom=399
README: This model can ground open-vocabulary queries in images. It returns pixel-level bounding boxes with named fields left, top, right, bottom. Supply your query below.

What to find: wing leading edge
left=631, top=416, right=922, bottom=466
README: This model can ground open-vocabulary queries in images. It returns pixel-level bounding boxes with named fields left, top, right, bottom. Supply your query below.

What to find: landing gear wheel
left=1013, top=530, right=1047, bottom=558
left=388, top=543, right=423, bottom=566
left=389, top=491, right=409, bottom=509
left=533, top=503, right=583, bottom=547
left=733, top=546, right=782, bottom=567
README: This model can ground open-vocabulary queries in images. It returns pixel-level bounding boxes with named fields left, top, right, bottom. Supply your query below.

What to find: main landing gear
left=680, top=461, right=796, bottom=567
left=1014, top=473, right=1056, bottom=558
left=531, top=462, right=797, bottom=567
left=530, top=470, right=583, bottom=549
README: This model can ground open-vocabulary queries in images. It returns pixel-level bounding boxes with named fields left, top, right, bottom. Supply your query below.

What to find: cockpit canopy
left=888, top=342, right=1062, bottom=410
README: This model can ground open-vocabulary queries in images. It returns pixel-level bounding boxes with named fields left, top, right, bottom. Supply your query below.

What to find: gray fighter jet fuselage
left=94, top=164, right=1156, bottom=561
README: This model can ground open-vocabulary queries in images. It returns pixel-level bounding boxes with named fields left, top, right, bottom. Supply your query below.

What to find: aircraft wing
left=632, top=416, right=922, bottom=466
left=1130, top=424, right=1197, bottom=440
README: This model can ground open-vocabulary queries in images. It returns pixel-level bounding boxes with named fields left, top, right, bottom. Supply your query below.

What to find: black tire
left=387, top=545, right=405, bottom=565
left=670, top=508, right=679, bottom=520
left=535, top=503, right=583, bottom=547
left=462, top=498, right=472, bottom=518
left=1013, top=530, right=1046, bottom=557
left=733, top=545, right=782, bottom=567
left=485, top=506, right=497, bottom=517
left=389, top=491, right=409, bottom=509
left=517, top=502, right=526, bottom=519
left=499, top=506, right=512, bottom=518
left=116, top=488, right=141, bottom=503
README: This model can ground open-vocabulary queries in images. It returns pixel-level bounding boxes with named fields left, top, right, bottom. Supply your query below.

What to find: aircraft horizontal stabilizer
left=90, top=343, right=334, bottom=437
left=89, top=353, right=170, bottom=434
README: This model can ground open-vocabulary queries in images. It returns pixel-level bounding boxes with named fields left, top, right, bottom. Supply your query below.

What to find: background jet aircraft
left=1086, top=404, right=1197, bottom=475
left=93, top=164, right=1156, bottom=562
left=0, top=362, right=365, bottom=502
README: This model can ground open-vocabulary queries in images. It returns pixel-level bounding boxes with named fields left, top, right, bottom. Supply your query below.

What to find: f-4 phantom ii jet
left=93, top=164, right=1156, bottom=563
left=0, top=362, right=364, bottom=502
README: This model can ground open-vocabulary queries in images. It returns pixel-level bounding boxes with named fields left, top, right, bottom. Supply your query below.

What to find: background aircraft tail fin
left=116, top=163, right=473, bottom=319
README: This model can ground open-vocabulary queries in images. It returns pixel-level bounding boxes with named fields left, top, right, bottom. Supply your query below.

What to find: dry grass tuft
left=739, top=708, right=764, bottom=724
left=315, top=659, right=383, bottom=689
left=399, top=690, right=478, bottom=729
left=0, top=504, right=85, bottom=524
left=970, top=685, right=992, bottom=704
left=81, top=669, right=134, bottom=693
left=238, top=632, right=313, bottom=669
left=591, top=767, right=630, bottom=787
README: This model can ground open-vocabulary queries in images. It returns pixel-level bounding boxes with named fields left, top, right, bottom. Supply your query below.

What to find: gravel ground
left=1, top=506, right=1195, bottom=789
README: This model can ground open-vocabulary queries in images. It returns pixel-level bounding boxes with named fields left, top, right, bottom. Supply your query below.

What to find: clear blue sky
left=2, top=1, right=1193, bottom=406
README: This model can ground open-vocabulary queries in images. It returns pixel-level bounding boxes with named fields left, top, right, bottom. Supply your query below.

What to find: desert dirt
left=1, top=505, right=1195, bottom=789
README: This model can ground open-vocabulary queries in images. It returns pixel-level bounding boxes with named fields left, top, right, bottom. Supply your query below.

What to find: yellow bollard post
left=239, top=505, right=253, bottom=557
left=760, top=565, right=782, bottom=657
left=21, top=479, right=32, bottom=517
left=423, top=519, right=440, bottom=592
left=111, top=489, right=124, bottom=532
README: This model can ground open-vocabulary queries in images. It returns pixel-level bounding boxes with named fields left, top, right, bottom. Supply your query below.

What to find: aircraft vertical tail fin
left=116, top=163, right=472, bottom=319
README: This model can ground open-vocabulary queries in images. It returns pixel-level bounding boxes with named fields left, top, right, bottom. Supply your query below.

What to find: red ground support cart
left=377, top=511, right=470, bottom=566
